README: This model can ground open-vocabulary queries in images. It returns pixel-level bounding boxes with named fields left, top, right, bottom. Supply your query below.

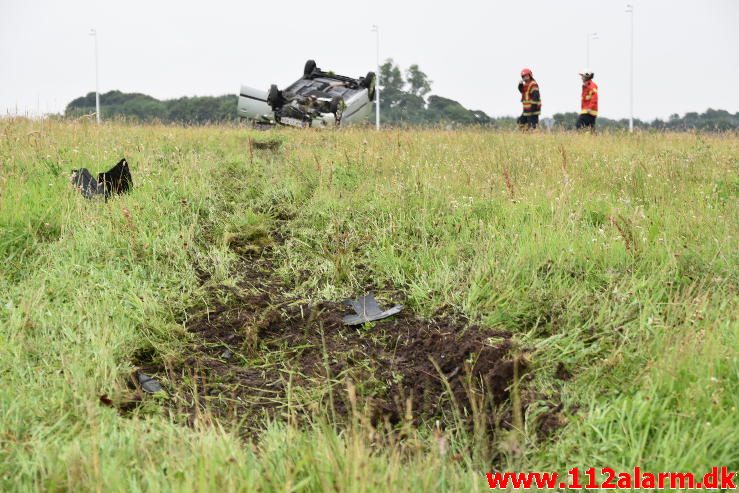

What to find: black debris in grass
left=71, top=158, right=133, bottom=199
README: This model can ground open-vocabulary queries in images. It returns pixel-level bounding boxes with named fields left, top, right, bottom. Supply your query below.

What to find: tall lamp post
left=626, top=4, right=634, bottom=132
left=89, top=28, right=100, bottom=124
left=371, top=24, right=380, bottom=130
left=586, top=32, right=599, bottom=70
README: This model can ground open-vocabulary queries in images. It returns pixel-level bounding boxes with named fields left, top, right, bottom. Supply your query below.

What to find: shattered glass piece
left=342, top=293, right=403, bottom=326
left=137, top=372, right=164, bottom=394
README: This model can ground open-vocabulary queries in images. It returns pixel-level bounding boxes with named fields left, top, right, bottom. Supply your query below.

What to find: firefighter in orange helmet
left=517, top=68, right=541, bottom=129
left=576, top=70, right=598, bottom=130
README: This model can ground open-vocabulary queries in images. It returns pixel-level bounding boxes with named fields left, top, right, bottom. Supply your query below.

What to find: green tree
left=65, top=91, right=237, bottom=123
left=378, top=59, right=405, bottom=120
left=426, top=96, right=477, bottom=124
left=379, top=58, right=404, bottom=93
left=405, top=64, right=432, bottom=98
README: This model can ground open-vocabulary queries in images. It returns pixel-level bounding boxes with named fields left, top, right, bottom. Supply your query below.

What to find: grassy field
left=1, top=118, right=737, bottom=491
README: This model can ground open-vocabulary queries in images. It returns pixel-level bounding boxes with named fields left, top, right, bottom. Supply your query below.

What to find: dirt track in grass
left=134, top=233, right=564, bottom=438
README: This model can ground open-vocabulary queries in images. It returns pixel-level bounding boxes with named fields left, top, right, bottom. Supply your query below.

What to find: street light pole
left=89, top=28, right=100, bottom=124
left=586, top=32, right=598, bottom=70
left=626, top=4, right=634, bottom=132
left=371, top=24, right=380, bottom=130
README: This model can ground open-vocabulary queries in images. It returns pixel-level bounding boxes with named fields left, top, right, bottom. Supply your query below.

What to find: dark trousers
left=518, top=114, right=539, bottom=129
left=576, top=114, right=596, bottom=129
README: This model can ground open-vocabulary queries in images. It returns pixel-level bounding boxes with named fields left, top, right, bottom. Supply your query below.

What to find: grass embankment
left=0, top=118, right=737, bottom=491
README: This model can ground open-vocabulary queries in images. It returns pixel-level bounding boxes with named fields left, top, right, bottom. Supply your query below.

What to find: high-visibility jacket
left=520, top=80, right=541, bottom=116
left=580, top=80, right=598, bottom=116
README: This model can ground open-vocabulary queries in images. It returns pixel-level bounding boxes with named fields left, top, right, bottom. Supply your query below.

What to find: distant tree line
left=65, top=91, right=237, bottom=124
left=64, top=70, right=738, bottom=131
left=551, top=109, right=739, bottom=132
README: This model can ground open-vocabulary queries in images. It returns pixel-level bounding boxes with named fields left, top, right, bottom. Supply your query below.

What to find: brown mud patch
left=135, top=240, right=562, bottom=438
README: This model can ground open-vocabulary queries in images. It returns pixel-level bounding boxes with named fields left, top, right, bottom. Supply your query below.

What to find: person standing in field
left=576, top=70, right=598, bottom=130
left=517, top=68, right=541, bottom=130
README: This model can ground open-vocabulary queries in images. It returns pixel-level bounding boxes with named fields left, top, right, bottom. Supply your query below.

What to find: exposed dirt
left=536, top=402, right=568, bottom=437
left=249, top=138, right=282, bottom=151
left=133, top=236, right=561, bottom=438
left=555, top=361, right=573, bottom=381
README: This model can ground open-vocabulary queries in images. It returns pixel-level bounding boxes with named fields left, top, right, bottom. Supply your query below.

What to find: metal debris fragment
left=137, top=372, right=164, bottom=394
left=342, top=293, right=403, bottom=326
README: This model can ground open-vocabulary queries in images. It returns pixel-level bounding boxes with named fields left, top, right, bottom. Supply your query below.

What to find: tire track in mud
left=134, top=233, right=565, bottom=439
left=127, top=151, right=565, bottom=438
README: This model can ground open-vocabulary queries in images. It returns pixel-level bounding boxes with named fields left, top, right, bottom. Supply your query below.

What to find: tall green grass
left=1, top=118, right=736, bottom=491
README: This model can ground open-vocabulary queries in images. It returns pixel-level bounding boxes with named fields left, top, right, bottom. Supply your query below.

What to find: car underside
left=238, top=60, right=375, bottom=128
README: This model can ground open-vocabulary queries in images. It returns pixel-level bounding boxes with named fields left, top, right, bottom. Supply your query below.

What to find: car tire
left=304, top=60, right=317, bottom=77
left=268, top=84, right=281, bottom=108
left=362, top=71, right=376, bottom=100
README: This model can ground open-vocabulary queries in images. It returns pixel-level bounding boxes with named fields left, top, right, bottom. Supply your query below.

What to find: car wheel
left=267, top=84, right=282, bottom=108
left=330, top=96, right=345, bottom=124
left=362, top=71, right=376, bottom=100
left=304, top=60, right=317, bottom=77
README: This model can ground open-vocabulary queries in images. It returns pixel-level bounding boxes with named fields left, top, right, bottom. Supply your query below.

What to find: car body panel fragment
left=342, top=293, right=403, bottom=326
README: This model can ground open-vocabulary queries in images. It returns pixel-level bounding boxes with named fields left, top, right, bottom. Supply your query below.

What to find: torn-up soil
left=248, top=138, right=282, bottom=151
left=134, top=237, right=557, bottom=438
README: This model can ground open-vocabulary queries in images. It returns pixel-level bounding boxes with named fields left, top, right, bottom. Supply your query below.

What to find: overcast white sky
left=1, top=0, right=737, bottom=121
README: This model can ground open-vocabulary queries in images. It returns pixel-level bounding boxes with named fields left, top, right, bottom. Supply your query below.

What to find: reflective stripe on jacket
left=580, top=80, right=598, bottom=116
left=521, top=80, right=541, bottom=116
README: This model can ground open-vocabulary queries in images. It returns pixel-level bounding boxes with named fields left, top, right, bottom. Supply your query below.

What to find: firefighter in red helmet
left=576, top=69, right=598, bottom=130
left=517, top=68, right=541, bottom=130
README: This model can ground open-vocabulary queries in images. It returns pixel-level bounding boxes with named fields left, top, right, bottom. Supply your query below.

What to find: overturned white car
left=238, top=60, right=375, bottom=128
